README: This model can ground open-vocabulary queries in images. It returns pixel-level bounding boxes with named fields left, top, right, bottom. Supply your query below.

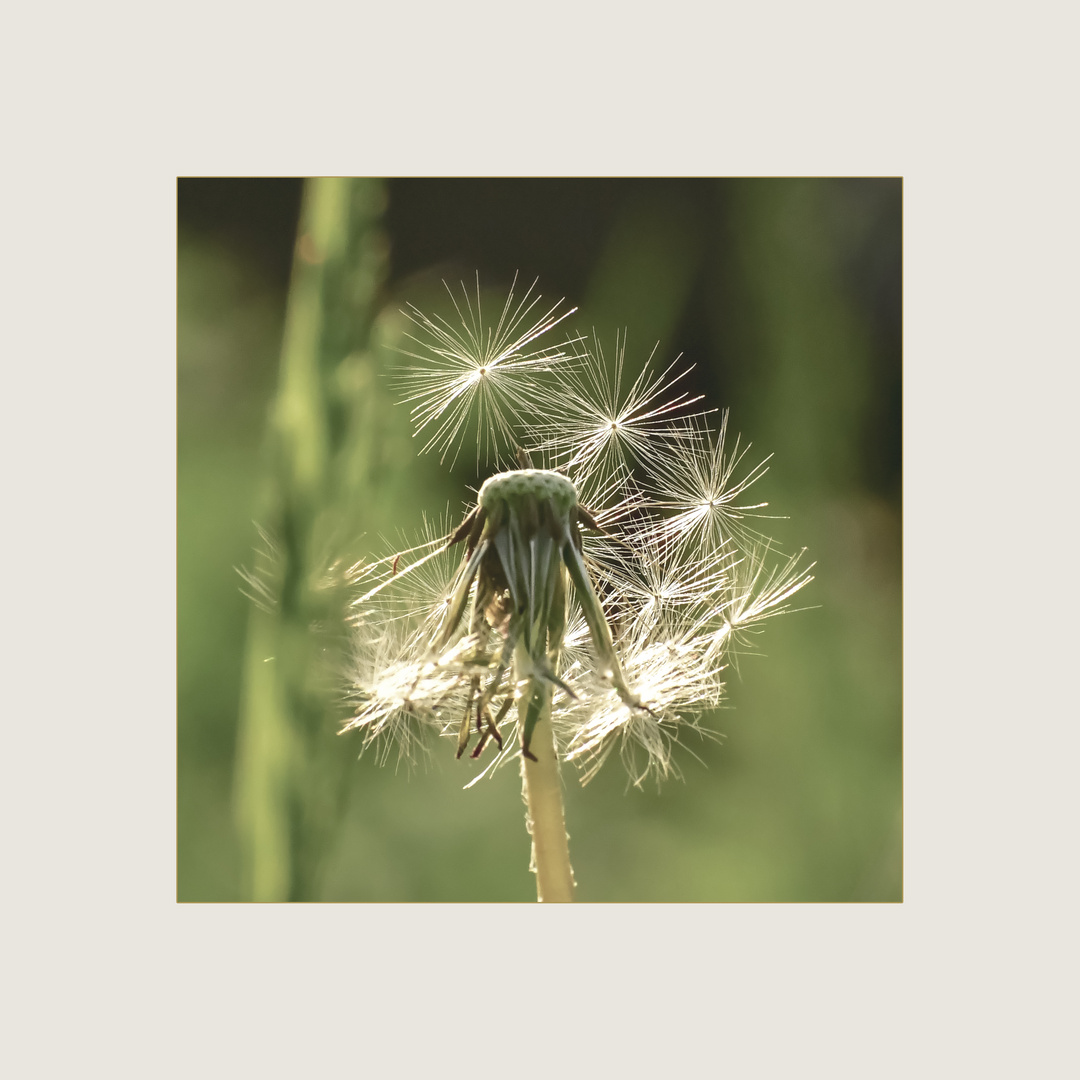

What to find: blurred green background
left=177, top=178, right=901, bottom=902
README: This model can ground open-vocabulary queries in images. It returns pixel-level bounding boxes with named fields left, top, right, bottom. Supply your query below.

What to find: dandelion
left=343, top=274, right=814, bottom=901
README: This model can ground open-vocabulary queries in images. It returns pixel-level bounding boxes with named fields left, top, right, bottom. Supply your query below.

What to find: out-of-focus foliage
left=177, top=178, right=901, bottom=902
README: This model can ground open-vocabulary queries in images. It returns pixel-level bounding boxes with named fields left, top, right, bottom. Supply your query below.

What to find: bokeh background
left=177, top=178, right=901, bottom=902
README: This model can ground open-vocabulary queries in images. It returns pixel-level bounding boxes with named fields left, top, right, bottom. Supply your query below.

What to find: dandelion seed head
left=345, top=274, right=813, bottom=785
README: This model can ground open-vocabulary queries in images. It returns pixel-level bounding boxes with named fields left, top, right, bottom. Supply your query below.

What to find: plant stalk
left=520, top=682, right=575, bottom=902
left=234, top=177, right=389, bottom=900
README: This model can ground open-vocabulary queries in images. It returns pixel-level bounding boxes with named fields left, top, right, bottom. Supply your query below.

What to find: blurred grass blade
left=233, top=178, right=389, bottom=901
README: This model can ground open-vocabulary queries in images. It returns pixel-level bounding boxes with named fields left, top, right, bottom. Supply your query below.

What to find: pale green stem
left=519, top=682, right=575, bottom=902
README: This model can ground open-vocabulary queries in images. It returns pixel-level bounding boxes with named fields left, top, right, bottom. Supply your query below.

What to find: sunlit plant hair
left=343, top=273, right=813, bottom=901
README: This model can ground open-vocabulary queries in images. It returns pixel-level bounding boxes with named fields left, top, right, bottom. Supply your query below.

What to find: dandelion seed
left=643, top=409, right=777, bottom=555
left=349, top=514, right=461, bottom=634
left=344, top=628, right=462, bottom=767
left=592, top=519, right=732, bottom=616
left=563, top=632, right=721, bottom=786
left=707, top=545, right=817, bottom=665
left=237, top=522, right=283, bottom=614
left=532, top=330, right=708, bottom=499
left=394, top=272, right=584, bottom=467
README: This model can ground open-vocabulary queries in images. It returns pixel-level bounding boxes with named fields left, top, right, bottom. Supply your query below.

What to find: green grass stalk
left=234, top=178, right=388, bottom=901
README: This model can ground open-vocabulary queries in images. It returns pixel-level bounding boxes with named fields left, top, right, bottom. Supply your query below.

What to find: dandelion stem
left=520, top=681, right=575, bottom=902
